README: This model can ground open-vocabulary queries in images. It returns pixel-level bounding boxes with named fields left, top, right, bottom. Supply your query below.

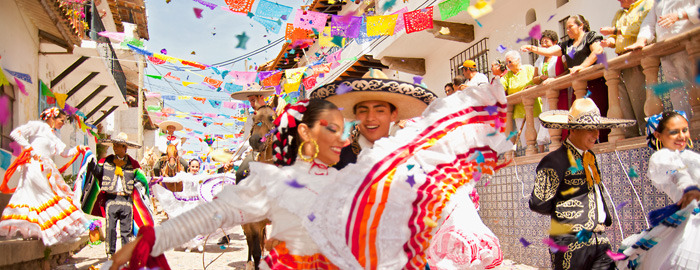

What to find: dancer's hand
left=109, top=236, right=141, bottom=270
left=678, top=188, right=700, bottom=209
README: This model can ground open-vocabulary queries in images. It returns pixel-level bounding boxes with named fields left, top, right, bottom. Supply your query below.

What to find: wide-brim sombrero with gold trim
left=158, top=120, right=183, bottom=132
left=99, top=132, right=142, bottom=148
left=309, top=73, right=438, bottom=120
left=539, top=98, right=636, bottom=129
left=230, top=84, right=275, bottom=101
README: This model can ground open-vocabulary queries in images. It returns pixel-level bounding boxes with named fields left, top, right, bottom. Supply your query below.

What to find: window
left=559, top=16, right=571, bottom=44
left=528, top=38, right=540, bottom=65
left=1, top=84, right=15, bottom=152
left=449, top=38, right=490, bottom=80
left=526, top=9, right=537, bottom=25
left=556, top=0, right=569, bottom=8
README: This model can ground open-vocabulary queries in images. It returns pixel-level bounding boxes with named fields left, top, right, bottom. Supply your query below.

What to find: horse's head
left=249, top=105, right=276, bottom=152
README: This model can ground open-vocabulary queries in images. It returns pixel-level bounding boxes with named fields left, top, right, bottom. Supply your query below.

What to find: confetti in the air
left=497, top=44, right=507, bottom=53
left=616, top=200, right=630, bottom=211
left=628, top=166, right=639, bottom=178
left=561, top=187, right=579, bottom=196
left=336, top=83, right=352, bottom=95
left=285, top=179, right=306, bottom=188
left=193, top=7, right=203, bottom=18
left=519, top=237, right=531, bottom=247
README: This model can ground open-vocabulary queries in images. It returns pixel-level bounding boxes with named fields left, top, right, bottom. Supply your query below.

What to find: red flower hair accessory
left=40, top=107, right=61, bottom=121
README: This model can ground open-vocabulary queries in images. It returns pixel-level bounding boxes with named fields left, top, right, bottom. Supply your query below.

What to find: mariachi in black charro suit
left=529, top=141, right=614, bottom=270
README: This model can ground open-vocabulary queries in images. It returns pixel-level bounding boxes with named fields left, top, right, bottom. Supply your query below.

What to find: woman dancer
left=0, top=107, right=89, bottom=246
left=618, top=111, right=700, bottom=269
left=109, top=81, right=512, bottom=269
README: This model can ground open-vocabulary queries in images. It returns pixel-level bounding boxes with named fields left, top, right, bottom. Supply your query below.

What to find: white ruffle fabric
left=426, top=185, right=503, bottom=269
left=616, top=148, right=700, bottom=269
left=150, top=81, right=512, bottom=269
left=0, top=121, right=88, bottom=246
left=304, top=81, right=512, bottom=269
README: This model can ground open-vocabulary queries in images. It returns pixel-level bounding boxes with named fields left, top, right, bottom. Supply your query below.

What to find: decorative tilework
left=478, top=145, right=679, bottom=268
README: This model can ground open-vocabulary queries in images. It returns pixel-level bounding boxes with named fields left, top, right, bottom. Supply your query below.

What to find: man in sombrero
left=530, top=98, right=635, bottom=269
left=310, top=70, right=437, bottom=169
left=153, top=120, right=188, bottom=177
left=95, top=132, right=144, bottom=258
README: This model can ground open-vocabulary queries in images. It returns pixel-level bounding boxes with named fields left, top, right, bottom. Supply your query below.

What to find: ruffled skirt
left=0, top=157, right=89, bottom=246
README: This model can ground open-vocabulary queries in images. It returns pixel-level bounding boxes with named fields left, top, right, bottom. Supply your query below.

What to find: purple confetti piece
left=519, top=237, right=531, bottom=247
left=281, top=15, right=287, bottom=20
left=516, top=37, right=531, bottom=43
left=413, top=76, right=423, bottom=85
left=567, top=48, right=576, bottom=59
left=473, top=171, right=482, bottom=181
left=528, top=24, right=542, bottom=41
left=193, top=7, right=203, bottom=18
left=484, top=105, right=498, bottom=115
left=307, top=213, right=315, bottom=221
left=596, top=53, right=608, bottom=69
left=406, top=175, right=416, bottom=187
left=543, top=237, right=568, bottom=252
left=616, top=200, right=630, bottom=211
left=547, top=14, right=556, bottom=22
left=497, top=45, right=507, bottom=53
left=336, top=83, right=352, bottom=95
left=285, top=179, right=306, bottom=188
left=160, top=48, right=167, bottom=55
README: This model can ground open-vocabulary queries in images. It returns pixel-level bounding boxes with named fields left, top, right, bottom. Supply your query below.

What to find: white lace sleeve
left=9, top=121, right=42, bottom=149
left=648, top=149, right=693, bottom=202
left=151, top=175, right=271, bottom=256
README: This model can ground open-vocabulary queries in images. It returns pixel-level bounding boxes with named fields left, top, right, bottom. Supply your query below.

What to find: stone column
left=523, top=97, right=537, bottom=155
left=686, top=36, right=700, bottom=137
left=546, top=88, right=562, bottom=151
left=604, top=69, right=625, bottom=142
left=641, top=57, right=663, bottom=116
left=506, top=103, right=515, bottom=146
left=572, top=80, right=588, bottom=99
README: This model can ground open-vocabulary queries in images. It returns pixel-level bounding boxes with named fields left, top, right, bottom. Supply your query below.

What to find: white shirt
left=465, top=72, right=489, bottom=87
left=638, top=0, right=700, bottom=42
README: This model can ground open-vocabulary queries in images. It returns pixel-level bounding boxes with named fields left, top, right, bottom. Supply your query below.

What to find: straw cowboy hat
left=539, top=98, right=636, bottom=129
left=230, top=83, right=275, bottom=101
left=99, top=132, right=142, bottom=148
left=158, top=120, right=183, bottom=132
left=309, top=70, right=438, bottom=120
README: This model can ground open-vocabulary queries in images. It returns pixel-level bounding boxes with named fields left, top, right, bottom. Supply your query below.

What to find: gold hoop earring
left=688, top=138, right=694, bottom=149
left=655, top=139, right=661, bottom=150
left=298, top=140, right=319, bottom=163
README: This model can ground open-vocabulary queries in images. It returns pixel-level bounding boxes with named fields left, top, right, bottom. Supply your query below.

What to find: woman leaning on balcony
left=521, top=15, right=611, bottom=141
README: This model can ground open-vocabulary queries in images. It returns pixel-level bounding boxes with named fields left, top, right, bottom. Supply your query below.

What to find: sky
left=141, top=0, right=309, bottom=160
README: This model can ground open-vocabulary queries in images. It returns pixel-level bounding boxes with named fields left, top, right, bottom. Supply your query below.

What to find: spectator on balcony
left=599, top=0, right=654, bottom=137
left=459, top=60, right=489, bottom=87
left=490, top=59, right=507, bottom=83
left=501, top=50, right=546, bottom=152
left=531, top=98, right=636, bottom=270
left=626, top=0, right=700, bottom=119
left=453, top=75, right=467, bottom=91
left=531, top=30, right=566, bottom=150
left=444, top=83, right=455, bottom=96
left=522, top=15, right=610, bottom=142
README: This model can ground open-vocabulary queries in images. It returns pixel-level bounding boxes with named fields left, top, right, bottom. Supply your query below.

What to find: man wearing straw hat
left=530, top=98, right=635, bottom=269
left=310, top=70, right=438, bottom=169
left=95, top=132, right=143, bottom=258
left=153, top=120, right=188, bottom=176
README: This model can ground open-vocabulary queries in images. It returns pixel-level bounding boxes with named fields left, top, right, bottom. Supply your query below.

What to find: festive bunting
left=194, top=0, right=218, bottom=10
left=164, top=72, right=181, bottom=81
left=302, top=74, right=318, bottom=89
left=203, top=77, right=223, bottom=88
left=403, top=7, right=434, bottom=34
left=392, top=8, right=409, bottom=33
left=148, top=56, right=165, bottom=65
left=146, top=75, right=162, bottom=79
left=13, top=77, right=28, bottom=96
left=254, top=16, right=283, bottom=34
left=98, top=31, right=126, bottom=42
left=64, top=105, right=78, bottom=115
left=261, top=71, right=282, bottom=87
left=224, top=83, right=244, bottom=93
left=181, top=60, right=207, bottom=70
left=254, top=0, right=293, bottom=19
left=0, top=66, right=8, bottom=87
left=285, top=24, right=315, bottom=41
left=285, top=67, right=306, bottom=84
left=225, top=0, right=254, bottom=13
left=283, top=81, right=301, bottom=95
left=366, top=15, right=398, bottom=36
left=3, top=68, right=32, bottom=84
left=312, top=63, right=332, bottom=75
left=162, top=95, right=176, bottom=101
left=320, top=27, right=344, bottom=48
left=258, top=70, right=278, bottom=82
left=222, top=101, right=237, bottom=109
left=126, top=44, right=151, bottom=56
left=331, top=15, right=362, bottom=38
left=40, top=80, right=54, bottom=97
left=54, top=92, right=68, bottom=109
left=145, top=92, right=161, bottom=98
left=193, top=97, right=206, bottom=104
left=293, top=9, right=328, bottom=32
left=147, top=105, right=162, bottom=112
left=231, top=71, right=257, bottom=85
left=208, top=100, right=222, bottom=108
left=438, top=0, right=469, bottom=20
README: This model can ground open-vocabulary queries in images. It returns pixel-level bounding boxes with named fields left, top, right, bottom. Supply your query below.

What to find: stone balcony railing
left=505, top=26, right=700, bottom=161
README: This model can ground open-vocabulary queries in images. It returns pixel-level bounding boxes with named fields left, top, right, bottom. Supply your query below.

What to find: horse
left=235, top=104, right=277, bottom=270
left=139, top=146, right=160, bottom=177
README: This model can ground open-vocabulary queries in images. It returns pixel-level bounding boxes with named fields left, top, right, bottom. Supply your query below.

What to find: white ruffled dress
left=0, top=121, right=89, bottom=246
left=148, top=81, right=513, bottom=269
left=618, top=148, right=700, bottom=269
